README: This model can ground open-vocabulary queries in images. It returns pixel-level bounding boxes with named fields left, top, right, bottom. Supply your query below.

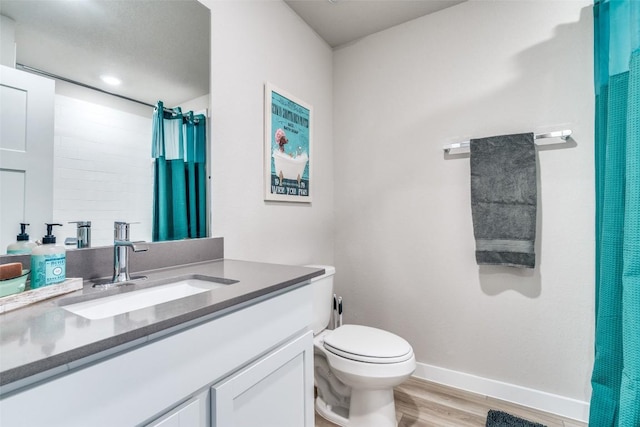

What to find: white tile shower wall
left=53, top=95, right=153, bottom=247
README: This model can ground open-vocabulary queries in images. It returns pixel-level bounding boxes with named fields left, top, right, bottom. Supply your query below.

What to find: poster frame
left=264, top=82, right=313, bottom=203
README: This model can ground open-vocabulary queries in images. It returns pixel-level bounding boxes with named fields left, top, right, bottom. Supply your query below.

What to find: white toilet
left=308, top=265, right=416, bottom=427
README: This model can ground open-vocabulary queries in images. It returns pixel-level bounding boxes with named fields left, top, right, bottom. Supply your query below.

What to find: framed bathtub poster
left=264, top=82, right=313, bottom=202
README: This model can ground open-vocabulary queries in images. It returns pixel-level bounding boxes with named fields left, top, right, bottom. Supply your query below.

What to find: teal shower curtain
left=152, top=101, right=207, bottom=241
left=590, top=0, right=640, bottom=425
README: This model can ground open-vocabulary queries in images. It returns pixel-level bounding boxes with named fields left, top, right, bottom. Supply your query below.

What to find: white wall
left=202, top=0, right=594, bottom=419
left=333, top=0, right=594, bottom=417
left=204, top=0, right=334, bottom=265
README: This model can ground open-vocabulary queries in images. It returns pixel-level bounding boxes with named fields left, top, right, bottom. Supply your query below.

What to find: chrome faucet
left=69, top=221, right=91, bottom=248
left=112, top=222, right=149, bottom=283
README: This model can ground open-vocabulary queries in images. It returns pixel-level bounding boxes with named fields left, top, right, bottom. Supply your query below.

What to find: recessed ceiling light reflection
left=100, top=75, right=121, bottom=86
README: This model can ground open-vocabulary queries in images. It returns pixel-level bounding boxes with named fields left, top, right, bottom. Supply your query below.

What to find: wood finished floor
left=314, top=377, right=587, bottom=427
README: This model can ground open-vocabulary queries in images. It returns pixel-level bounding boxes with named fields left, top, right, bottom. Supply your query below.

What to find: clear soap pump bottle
left=6, top=223, right=38, bottom=255
left=31, top=223, right=66, bottom=288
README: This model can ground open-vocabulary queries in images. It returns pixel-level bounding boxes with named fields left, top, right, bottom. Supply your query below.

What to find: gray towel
left=470, top=133, right=537, bottom=268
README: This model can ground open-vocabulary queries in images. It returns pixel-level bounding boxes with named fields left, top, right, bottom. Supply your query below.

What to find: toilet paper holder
left=333, top=294, right=343, bottom=329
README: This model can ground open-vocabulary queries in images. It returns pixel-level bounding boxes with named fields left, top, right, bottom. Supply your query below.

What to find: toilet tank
left=305, top=265, right=336, bottom=335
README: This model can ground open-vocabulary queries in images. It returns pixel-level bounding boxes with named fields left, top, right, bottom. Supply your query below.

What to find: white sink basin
left=63, top=278, right=229, bottom=320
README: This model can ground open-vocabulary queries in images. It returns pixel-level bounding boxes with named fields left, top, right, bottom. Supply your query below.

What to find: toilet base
left=316, top=396, right=349, bottom=426
left=315, top=389, right=398, bottom=427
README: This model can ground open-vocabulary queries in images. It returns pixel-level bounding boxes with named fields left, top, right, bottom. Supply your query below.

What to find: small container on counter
left=0, top=263, right=29, bottom=298
left=31, top=223, right=66, bottom=289
left=6, top=223, right=38, bottom=255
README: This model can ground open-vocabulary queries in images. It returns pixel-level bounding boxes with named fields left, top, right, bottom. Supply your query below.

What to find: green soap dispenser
left=31, top=223, right=66, bottom=288
left=6, top=223, right=38, bottom=255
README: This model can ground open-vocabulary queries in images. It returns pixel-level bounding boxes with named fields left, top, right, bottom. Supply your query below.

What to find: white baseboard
left=413, top=362, right=589, bottom=423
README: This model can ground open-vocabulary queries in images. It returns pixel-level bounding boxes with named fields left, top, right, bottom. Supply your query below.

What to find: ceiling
left=0, top=0, right=464, bottom=107
left=285, top=0, right=465, bottom=48
left=0, top=0, right=211, bottom=107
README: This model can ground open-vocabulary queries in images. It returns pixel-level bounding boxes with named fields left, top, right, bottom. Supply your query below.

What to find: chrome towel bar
left=443, top=130, right=572, bottom=153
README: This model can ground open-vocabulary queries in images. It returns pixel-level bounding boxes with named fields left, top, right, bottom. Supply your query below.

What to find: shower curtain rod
left=17, top=63, right=159, bottom=109
left=15, top=63, right=202, bottom=119
left=442, top=130, right=573, bottom=153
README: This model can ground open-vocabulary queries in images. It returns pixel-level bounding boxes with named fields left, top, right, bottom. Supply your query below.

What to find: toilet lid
left=323, top=325, right=413, bottom=364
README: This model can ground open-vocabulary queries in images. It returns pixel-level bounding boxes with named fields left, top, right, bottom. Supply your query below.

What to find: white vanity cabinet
left=145, top=330, right=314, bottom=427
left=0, top=284, right=314, bottom=427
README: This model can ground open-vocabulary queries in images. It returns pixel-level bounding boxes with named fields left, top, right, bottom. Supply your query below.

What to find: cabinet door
left=211, top=331, right=314, bottom=427
left=0, top=65, right=54, bottom=251
left=145, top=390, right=208, bottom=427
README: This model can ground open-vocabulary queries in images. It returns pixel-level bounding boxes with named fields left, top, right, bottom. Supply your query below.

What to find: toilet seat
left=323, top=325, right=413, bottom=364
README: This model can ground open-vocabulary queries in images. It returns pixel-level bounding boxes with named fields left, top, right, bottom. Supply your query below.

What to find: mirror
left=0, top=0, right=210, bottom=249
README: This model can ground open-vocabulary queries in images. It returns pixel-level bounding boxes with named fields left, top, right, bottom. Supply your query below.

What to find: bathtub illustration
left=273, top=149, right=309, bottom=183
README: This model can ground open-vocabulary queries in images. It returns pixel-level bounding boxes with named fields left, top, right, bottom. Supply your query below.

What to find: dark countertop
left=0, top=259, right=323, bottom=391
